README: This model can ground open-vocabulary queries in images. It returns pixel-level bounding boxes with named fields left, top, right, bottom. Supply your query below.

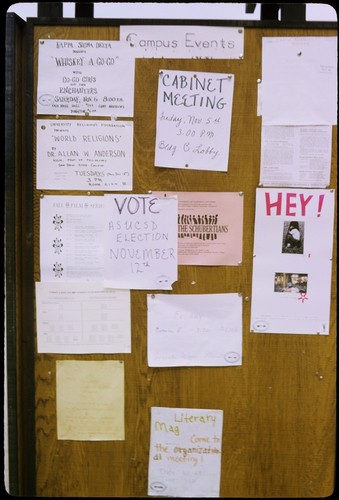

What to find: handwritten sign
left=148, top=406, right=223, bottom=497
left=120, top=25, right=244, bottom=59
left=104, top=194, right=178, bottom=290
left=147, top=293, right=242, bottom=366
left=250, top=188, right=335, bottom=334
left=37, top=119, right=133, bottom=190
left=155, top=69, right=234, bottom=171
left=37, top=39, right=135, bottom=117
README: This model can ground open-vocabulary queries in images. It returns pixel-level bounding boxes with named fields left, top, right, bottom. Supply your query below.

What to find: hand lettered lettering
left=265, top=191, right=314, bottom=217
left=113, top=196, right=160, bottom=215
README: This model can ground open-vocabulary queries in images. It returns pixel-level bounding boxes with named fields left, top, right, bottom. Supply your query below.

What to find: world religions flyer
left=155, top=69, right=234, bottom=171
left=104, top=194, right=178, bottom=290
left=250, top=188, right=335, bottom=335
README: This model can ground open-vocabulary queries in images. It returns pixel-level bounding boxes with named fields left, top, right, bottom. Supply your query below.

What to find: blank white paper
left=262, top=36, right=337, bottom=125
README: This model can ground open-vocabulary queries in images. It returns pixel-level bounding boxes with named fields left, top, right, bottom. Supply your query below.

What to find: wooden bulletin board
left=5, top=15, right=337, bottom=498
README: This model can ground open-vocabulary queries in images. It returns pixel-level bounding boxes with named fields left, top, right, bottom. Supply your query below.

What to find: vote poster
left=104, top=194, right=178, bottom=290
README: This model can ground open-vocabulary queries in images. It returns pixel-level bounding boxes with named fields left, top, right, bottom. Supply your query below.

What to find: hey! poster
left=250, top=188, right=335, bottom=334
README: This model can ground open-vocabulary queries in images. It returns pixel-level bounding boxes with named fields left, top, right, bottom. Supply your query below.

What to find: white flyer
left=261, top=36, right=337, bottom=125
left=259, top=125, right=332, bottom=188
left=36, top=282, right=131, bottom=354
left=37, top=39, right=135, bottom=117
left=40, top=195, right=104, bottom=282
left=147, top=293, right=242, bottom=366
left=37, top=119, right=134, bottom=190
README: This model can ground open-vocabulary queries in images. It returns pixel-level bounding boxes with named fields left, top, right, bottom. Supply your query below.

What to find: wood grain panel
left=31, top=23, right=336, bottom=497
